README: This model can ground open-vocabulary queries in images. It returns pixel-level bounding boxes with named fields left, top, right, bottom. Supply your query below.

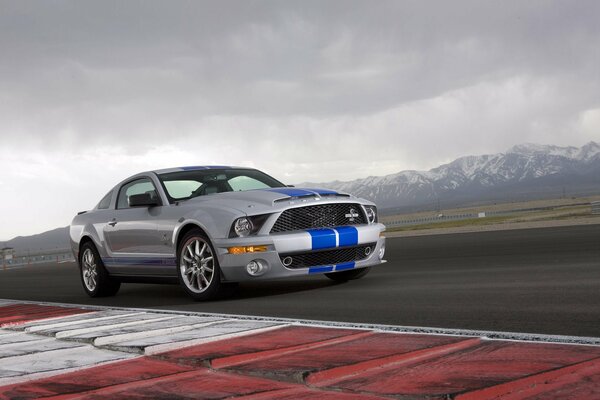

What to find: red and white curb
left=1, top=300, right=600, bottom=399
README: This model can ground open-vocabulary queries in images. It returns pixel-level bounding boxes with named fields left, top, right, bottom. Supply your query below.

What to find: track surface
left=1, top=224, right=599, bottom=337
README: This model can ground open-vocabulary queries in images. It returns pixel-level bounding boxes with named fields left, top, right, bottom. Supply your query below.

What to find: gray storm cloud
left=1, top=0, right=599, bottom=239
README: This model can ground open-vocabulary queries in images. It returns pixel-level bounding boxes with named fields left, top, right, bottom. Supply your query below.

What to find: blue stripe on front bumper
left=335, top=262, right=355, bottom=271
left=335, top=226, right=358, bottom=247
left=308, top=261, right=356, bottom=274
left=308, top=265, right=335, bottom=274
left=306, top=228, right=337, bottom=250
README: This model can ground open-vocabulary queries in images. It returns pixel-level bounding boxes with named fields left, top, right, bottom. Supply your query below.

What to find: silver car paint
left=70, top=168, right=386, bottom=281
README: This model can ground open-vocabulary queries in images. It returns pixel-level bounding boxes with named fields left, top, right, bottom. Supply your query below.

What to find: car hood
left=182, top=187, right=355, bottom=214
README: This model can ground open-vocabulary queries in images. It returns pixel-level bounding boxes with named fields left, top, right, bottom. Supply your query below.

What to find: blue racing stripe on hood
left=262, top=188, right=316, bottom=197
left=302, top=188, right=339, bottom=196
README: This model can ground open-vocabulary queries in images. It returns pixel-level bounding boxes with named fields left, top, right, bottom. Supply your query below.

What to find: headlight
left=228, top=214, right=271, bottom=238
left=233, top=217, right=253, bottom=237
left=365, top=206, right=377, bottom=223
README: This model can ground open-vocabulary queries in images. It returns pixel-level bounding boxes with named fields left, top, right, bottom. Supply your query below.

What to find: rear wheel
left=325, top=267, right=371, bottom=282
left=177, top=229, right=234, bottom=301
left=79, top=242, right=120, bottom=297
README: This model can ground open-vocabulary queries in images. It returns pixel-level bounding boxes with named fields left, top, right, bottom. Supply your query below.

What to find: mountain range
left=301, top=141, right=600, bottom=213
left=2, top=141, right=599, bottom=254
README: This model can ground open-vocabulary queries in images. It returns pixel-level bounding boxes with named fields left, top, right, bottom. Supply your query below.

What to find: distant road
left=1, top=224, right=599, bottom=337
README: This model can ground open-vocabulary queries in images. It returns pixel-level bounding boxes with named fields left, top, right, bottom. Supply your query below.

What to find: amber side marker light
left=228, top=245, right=269, bottom=255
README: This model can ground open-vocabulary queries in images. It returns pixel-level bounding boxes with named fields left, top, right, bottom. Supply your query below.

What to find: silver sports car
left=70, top=166, right=386, bottom=300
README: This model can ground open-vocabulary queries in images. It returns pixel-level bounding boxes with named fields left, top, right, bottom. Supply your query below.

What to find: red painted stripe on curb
left=456, top=357, right=600, bottom=400
left=160, top=325, right=364, bottom=366
left=0, top=357, right=194, bottom=400
left=0, top=304, right=91, bottom=327
left=236, top=387, right=389, bottom=399
left=326, top=340, right=600, bottom=397
left=212, top=331, right=376, bottom=369
left=307, top=337, right=482, bottom=387
left=218, top=331, right=467, bottom=381
left=45, top=368, right=294, bottom=400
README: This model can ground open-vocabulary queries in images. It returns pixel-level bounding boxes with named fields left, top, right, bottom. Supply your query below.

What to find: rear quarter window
left=96, top=191, right=113, bottom=209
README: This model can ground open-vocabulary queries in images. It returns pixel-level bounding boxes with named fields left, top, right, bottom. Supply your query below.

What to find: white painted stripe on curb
left=0, top=330, right=48, bottom=345
left=107, top=320, right=282, bottom=354
left=22, top=311, right=138, bottom=332
left=144, top=324, right=288, bottom=355
left=55, top=315, right=177, bottom=339
left=0, top=345, right=134, bottom=381
left=29, top=312, right=153, bottom=335
left=94, top=319, right=230, bottom=347
left=0, top=356, right=142, bottom=387
left=0, top=337, right=82, bottom=359
left=74, top=316, right=224, bottom=341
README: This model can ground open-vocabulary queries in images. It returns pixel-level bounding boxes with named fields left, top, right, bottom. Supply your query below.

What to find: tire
left=325, top=267, right=371, bottom=282
left=79, top=242, right=121, bottom=297
left=177, top=229, right=233, bottom=301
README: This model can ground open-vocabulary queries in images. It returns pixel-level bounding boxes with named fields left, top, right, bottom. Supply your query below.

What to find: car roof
left=152, top=166, right=253, bottom=174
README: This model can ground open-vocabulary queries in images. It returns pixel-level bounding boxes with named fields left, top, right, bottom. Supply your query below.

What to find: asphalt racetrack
left=1, top=224, right=599, bottom=337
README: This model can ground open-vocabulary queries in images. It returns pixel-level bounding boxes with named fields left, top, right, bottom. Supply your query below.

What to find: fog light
left=378, top=243, right=386, bottom=260
left=282, top=256, right=293, bottom=267
left=246, top=259, right=267, bottom=276
left=365, top=246, right=372, bottom=256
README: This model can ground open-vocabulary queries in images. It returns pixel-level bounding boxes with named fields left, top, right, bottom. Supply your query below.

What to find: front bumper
left=213, top=223, right=387, bottom=282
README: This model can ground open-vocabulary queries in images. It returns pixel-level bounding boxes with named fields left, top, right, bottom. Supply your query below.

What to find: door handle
left=108, top=219, right=118, bottom=227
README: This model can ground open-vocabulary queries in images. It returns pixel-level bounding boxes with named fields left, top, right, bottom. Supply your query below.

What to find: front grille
left=271, top=203, right=366, bottom=233
left=280, top=243, right=376, bottom=269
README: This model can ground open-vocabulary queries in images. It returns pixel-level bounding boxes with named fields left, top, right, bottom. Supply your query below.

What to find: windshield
left=157, top=168, right=286, bottom=202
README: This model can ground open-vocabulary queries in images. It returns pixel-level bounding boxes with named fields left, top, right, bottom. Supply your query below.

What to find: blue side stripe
left=336, top=226, right=358, bottom=247
left=308, top=265, right=334, bottom=274
left=335, top=262, right=355, bottom=271
left=102, top=257, right=176, bottom=267
left=307, top=228, right=337, bottom=250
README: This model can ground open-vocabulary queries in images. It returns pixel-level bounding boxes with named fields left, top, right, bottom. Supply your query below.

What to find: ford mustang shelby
left=70, top=166, right=386, bottom=300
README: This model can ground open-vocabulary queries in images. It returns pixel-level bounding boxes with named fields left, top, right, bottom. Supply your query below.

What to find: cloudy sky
left=1, top=0, right=599, bottom=240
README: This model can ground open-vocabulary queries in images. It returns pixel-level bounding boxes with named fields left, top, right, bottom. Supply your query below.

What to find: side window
left=228, top=176, right=270, bottom=191
left=96, top=191, right=113, bottom=210
left=117, top=178, right=157, bottom=209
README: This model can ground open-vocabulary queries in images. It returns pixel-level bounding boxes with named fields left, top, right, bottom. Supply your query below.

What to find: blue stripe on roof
left=180, top=166, right=231, bottom=171
left=336, top=226, right=359, bottom=247
left=307, top=228, right=337, bottom=250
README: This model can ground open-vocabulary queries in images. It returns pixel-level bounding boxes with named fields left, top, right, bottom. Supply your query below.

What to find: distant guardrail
left=2, top=250, right=74, bottom=270
left=384, top=201, right=596, bottom=228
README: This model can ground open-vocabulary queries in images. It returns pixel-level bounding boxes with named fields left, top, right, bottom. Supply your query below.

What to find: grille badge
left=345, top=208, right=359, bottom=222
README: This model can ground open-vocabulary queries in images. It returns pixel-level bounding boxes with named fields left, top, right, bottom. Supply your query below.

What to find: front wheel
left=177, top=230, right=233, bottom=301
left=325, top=267, right=371, bottom=282
left=79, top=242, right=120, bottom=297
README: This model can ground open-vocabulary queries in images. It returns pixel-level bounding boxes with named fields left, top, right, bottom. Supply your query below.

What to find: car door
left=103, top=177, right=172, bottom=275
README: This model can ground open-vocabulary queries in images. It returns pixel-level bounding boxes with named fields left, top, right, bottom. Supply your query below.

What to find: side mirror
left=287, top=184, right=295, bottom=187
left=129, top=192, right=160, bottom=207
